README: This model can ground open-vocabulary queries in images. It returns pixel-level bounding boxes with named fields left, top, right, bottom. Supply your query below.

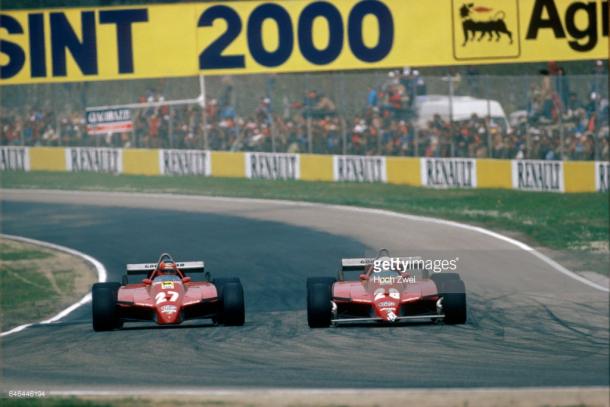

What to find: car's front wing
left=331, top=314, right=445, bottom=324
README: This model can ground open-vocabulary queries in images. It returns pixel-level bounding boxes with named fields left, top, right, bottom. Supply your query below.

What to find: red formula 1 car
left=306, top=249, right=467, bottom=327
left=91, top=253, right=244, bottom=331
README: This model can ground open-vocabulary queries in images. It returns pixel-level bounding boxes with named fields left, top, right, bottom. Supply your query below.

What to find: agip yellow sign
left=0, top=0, right=607, bottom=85
left=451, top=0, right=522, bottom=61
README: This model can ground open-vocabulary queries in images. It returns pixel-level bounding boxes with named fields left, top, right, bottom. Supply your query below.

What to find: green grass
left=1, top=263, right=63, bottom=329
left=0, top=397, right=600, bottom=407
left=1, top=171, right=608, bottom=274
left=0, top=238, right=90, bottom=330
left=0, top=243, right=52, bottom=261
left=0, top=398, right=110, bottom=407
left=0, top=243, right=60, bottom=327
left=0, top=398, right=238, bottom=407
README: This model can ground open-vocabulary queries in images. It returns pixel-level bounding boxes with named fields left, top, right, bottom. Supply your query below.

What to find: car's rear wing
left=341, top=257, right=423, bottom=270
left=338, top=256, right=423, bottom=280
left=126, top=261, right=205, bottom=275
left=341, top=258, right=375, bottom=271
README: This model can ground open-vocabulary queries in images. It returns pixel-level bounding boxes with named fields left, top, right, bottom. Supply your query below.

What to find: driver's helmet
left=158, top=260, right=178, bottom=275
left=378, top=249, right=390, bottom=257
left=375, top=249, right=392, bottom=273
left=376, top=256, right=392, bottom=273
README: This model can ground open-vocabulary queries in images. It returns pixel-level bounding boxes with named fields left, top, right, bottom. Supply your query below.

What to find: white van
left=415, top=95, right=511, bottom=132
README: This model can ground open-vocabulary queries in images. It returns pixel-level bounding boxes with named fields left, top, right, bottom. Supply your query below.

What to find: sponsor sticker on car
left=161, top=282, right=174, bottom=289
left=161, top=305, right=177, bottom=314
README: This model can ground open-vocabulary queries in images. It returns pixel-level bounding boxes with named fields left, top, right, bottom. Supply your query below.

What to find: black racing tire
left=221, top=282, right=245, bottom=326
left=307, top=281, right=333, bottom=328
left=432, top=275, right=467, bottom=325
left=213, top=278, right=240, bottom=324
left=92, top=282, right=121, bottom=332
left=443, top=291, right=467, bottom=324
left=430, top=272, right=461, bottom=286
left=213, top=277, right=240, bottom=300
left=306, top=277, right=336, bottom=290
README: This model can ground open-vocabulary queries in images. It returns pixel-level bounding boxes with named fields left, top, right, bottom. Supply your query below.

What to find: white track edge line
left=0, top=233, right=107, bottom=337
left=2, top=188, right=608, bottom=294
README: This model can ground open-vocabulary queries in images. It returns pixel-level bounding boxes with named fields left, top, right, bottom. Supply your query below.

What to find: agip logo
left=452, top=0, right=521, bottom=60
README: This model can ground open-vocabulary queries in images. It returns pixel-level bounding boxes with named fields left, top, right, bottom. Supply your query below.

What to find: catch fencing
left=1, top=72, right=608, bottom=161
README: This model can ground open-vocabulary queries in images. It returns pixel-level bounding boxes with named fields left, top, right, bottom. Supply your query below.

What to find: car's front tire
left=92, top=282, right=121, bottom=331
left=221, top=281, right=245, bottom=326
left=307, top=278, right=335, bottom=328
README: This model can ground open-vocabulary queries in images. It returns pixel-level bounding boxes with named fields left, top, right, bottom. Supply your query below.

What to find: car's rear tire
left=431, top=272, right=460, bottom=285
left=213, top=277, right=240, bottom=299
left=212, top=277, right=241, bottom=324
left=307, top=277, right=336, bottom=289
left=92, top=282, right=121, bottom=331
left=432, top=274, right=467, bottom=325
left=307, top=278, right=334, bottom=328
left=221, top=281, right=245, bottom=326
left=443, top=291, right=467, bottom=324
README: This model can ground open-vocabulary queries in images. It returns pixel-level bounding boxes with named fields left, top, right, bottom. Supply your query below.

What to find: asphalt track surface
left=0, top=190, right=608, bottom=390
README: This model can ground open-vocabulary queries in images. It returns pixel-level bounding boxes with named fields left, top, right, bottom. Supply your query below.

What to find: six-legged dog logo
left=460, top=3, right=513, bottom=46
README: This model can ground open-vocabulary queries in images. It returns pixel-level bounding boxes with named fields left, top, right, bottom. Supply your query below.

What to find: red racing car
left=91, top=253, right=244, bottom=331
left=306, top=249, right=467, bottom=327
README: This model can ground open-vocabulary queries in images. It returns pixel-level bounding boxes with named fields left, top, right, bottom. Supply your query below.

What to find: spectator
left=1, top=68, right=606, bottom=161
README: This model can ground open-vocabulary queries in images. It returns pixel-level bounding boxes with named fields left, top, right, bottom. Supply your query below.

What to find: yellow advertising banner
left=1, top=0, right=607, bottom=85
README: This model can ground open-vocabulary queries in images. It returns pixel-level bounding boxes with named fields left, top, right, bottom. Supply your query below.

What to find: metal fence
left=1, top=71, right=608, bottom=161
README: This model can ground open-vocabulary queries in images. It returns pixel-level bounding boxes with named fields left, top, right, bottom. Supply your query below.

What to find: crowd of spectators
left=1, top=62, right=608, bottom=161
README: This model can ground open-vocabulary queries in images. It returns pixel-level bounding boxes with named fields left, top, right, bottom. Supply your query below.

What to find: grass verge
left=1, top=171, right=608, bottom=275
left=1, top=398, right=107, bottom=407
left=0, top=237, right=98, bottom=331
left=1, top=389, right=609, bottom=407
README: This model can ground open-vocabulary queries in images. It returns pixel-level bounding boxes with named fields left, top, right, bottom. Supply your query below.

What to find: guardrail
left=1, top=146, right=608, bottom=193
